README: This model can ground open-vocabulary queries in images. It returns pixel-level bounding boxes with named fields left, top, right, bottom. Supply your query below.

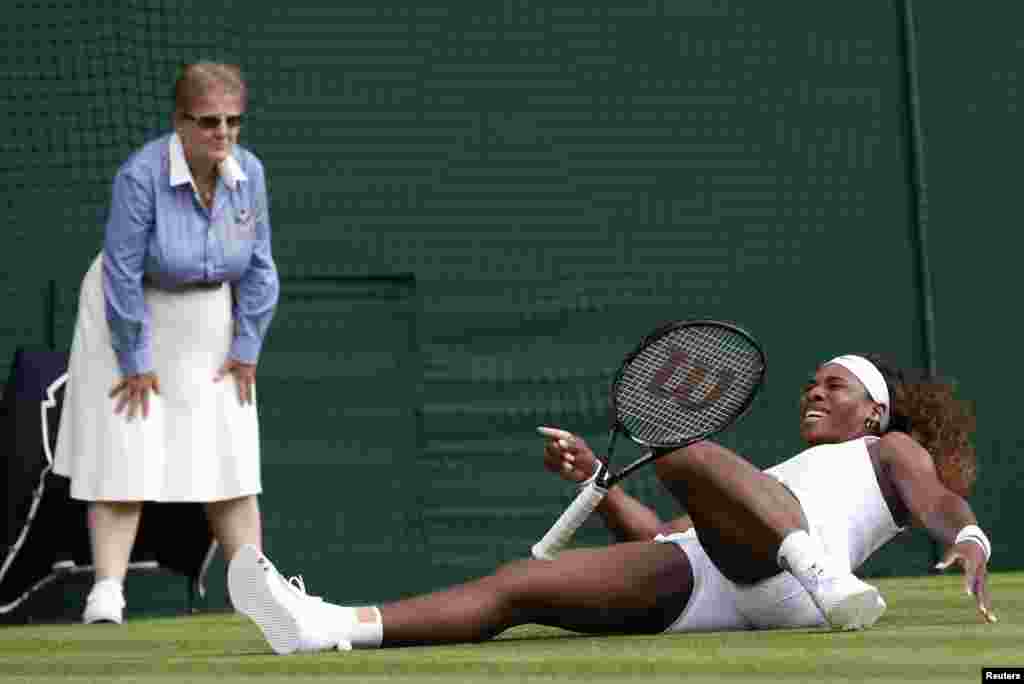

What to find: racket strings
left=615, top=325, right=764, bottom=444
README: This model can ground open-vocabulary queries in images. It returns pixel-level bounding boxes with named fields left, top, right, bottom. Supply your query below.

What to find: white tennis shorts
left=655, top=530, right=826, bottom=632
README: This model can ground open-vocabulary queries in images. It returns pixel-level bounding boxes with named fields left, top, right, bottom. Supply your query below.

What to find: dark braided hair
left=862, top=353, right=977, bottom=497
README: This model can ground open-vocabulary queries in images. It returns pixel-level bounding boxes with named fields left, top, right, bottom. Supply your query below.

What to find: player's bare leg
left=654, top=441, right=804, bottom=584
left=229, top=541, right=692, bottom=652
left=654, top=441, right=885, bottom=630
left=379, top=541, right=692, bottom=646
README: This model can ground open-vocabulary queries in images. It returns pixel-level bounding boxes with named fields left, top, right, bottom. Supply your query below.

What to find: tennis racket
left=531, top=319, right=766, bottom=560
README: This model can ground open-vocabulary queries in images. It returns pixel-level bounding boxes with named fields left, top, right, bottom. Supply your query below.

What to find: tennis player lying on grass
left=228, top=353, right=995, bottom=653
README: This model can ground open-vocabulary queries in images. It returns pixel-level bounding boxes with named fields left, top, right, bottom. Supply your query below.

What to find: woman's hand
left=109, top=372, right=161, bottom=420
left=537, top=426, right=602, bottom=484
left=215, top=358, right=257, bottom=405
left=935, top=540, right=997, bottom=624
left=538, top=425, right=673, bottom=542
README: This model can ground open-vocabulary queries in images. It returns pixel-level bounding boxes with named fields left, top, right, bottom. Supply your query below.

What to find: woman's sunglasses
left=185, top=113, right=244, bottom=130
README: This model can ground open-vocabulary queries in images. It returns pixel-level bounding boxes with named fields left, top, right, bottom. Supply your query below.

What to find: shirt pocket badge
left=233, top=208, right=256, bottom=238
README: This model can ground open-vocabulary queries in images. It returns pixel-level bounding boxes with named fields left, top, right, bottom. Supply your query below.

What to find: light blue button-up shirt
left=103, top=132, right=279, bottom=376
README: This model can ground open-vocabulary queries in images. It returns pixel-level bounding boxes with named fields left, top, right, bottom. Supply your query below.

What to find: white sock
left=350, top=606, right=383, bottom=649
left=322, top=604, right=383, bottom=649
left=777, top=530, right=833, bottom=595
left=90, top=577, right=124, bottom=595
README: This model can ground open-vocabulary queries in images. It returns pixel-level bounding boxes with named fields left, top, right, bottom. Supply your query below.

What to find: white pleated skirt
left=53, top=254, right=262, bottom=502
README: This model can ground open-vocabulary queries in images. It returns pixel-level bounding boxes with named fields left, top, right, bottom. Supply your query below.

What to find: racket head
left=610, top=319, right=766, bottom=449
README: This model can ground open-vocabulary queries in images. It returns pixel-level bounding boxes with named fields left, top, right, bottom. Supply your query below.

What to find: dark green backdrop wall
left=2, top=1, right=1018, bottom=615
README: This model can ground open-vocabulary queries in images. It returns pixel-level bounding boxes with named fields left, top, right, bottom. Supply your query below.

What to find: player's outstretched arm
left=538, top=426, right=692, bottom=542
left=879, top=431, right=997, bottom=624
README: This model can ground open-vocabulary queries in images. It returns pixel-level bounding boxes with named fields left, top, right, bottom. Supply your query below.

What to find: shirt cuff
left=229, top=334, right=261, bottom=365
left=116, top=345, right=153, bottom=377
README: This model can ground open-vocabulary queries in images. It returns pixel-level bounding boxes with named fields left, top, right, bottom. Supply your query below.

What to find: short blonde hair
left=173, top=62, right=247, bottom=117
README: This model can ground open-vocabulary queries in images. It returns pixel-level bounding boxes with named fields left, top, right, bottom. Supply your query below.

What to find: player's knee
left=486, top=559, right=531, bottom=601
left=477, top=560, right=534, bottom=626
left=654, top=440, right=720, bottom=481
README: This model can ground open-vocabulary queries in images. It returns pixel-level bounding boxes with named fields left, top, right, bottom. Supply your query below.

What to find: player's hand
left=214, top=358, right=257, bottom=406
left=934, top=541, right=997, bottom=624
left=537, top=426, right=602, bottom=484
left=109, top=372, right=160, bottom=421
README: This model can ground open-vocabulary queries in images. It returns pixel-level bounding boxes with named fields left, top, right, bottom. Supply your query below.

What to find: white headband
left=825, top=355, right=891, bottom=431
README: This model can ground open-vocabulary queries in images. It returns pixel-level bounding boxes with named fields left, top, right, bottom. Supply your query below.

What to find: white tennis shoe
left=806, top=565, right=887, bottom=631
left=228, top=544, right=353, bottom=654
left=82, top=579, right=125, bottom=625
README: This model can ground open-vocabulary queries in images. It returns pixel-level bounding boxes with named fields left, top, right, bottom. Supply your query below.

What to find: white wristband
left=954, top=525, right=991, bottom=562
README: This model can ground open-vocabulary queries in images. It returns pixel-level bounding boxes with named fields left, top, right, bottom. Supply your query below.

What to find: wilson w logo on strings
left=647, top=350, right=736, bottom=410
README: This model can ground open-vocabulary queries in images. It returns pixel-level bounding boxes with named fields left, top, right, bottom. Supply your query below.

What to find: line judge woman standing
left=54, top=62, right=279, bottom=624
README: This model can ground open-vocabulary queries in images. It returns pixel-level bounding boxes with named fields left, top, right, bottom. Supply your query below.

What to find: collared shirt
left=103, top=132, right=279, bottom=376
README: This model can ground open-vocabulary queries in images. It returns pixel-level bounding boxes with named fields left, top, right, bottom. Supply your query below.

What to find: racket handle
left=531, top=482, right=608, bottom=560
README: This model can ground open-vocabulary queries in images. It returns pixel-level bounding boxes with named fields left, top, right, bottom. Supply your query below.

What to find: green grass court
left=1, top=572, right=1019, bottom=683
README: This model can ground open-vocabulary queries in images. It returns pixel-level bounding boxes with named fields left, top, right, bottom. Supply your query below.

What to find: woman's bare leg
left=379, top=541, right=692, bottom=646
left=206, top=495, right=262, bottom=563
left=89, top=501, right=143, bottom=581
left=82, top=501, right=141, bottom=622
left=655, top=441, right=887, bottom=630
left=654, top=441, right=806, bottom=584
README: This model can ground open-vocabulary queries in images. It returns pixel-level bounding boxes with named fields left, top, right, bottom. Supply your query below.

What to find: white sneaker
left=808, top=567, right=887, bottom=631
left=82, top=580, right=125, bottom=625
left=228, top=544, right=353, bottom=655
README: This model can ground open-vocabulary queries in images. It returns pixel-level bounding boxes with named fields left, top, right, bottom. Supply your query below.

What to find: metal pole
left=898, top=0, right=941, bottom=568
left=899, top=0, right=937, bottom=378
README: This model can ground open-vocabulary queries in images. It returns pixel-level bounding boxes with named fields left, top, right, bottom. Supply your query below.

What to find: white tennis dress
left=54, top=254, right=261, bottom=502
